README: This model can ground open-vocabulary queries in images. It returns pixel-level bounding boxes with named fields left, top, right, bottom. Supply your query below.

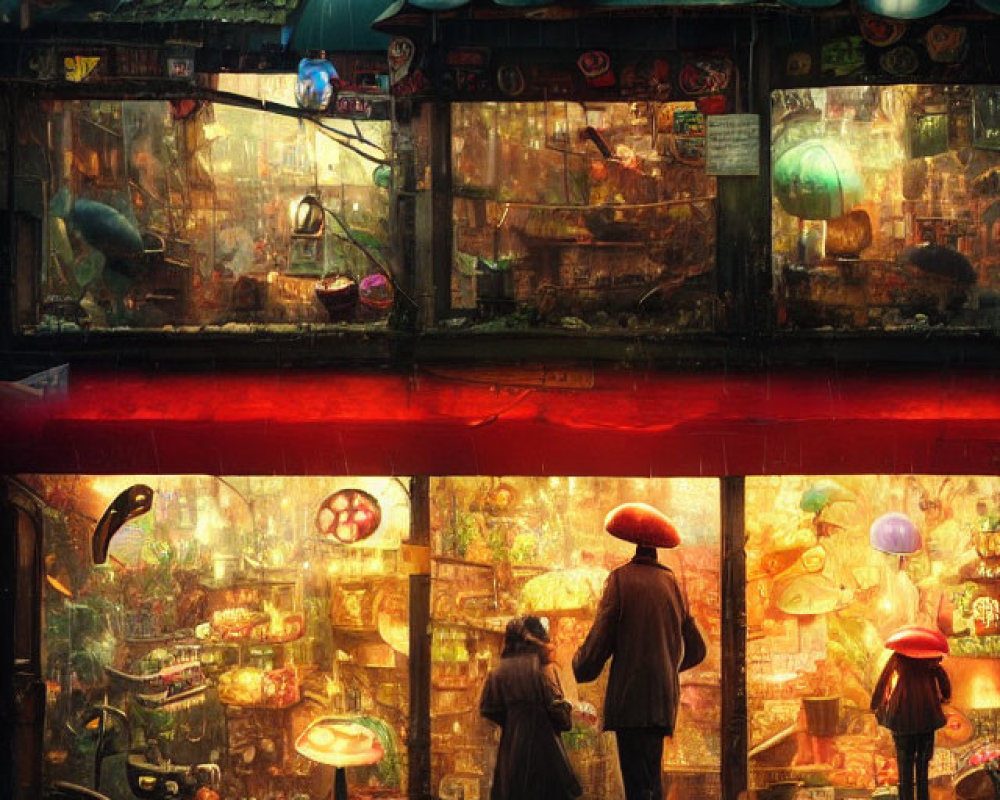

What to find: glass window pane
left=30, top=474, right=409, bottom=799
left=25, top=75, right=392, bottom=332
left=746, top=475, right=1000, bottom=798
left=430, top=476, right=721, bottom=800
left=772, top=85, right=1000, bottom=330
left=450, top=103, right=718, bottom=332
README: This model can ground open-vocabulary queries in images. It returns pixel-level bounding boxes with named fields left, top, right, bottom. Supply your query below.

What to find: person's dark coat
left=870, top=653, right=951, bottom=734
left=572, top=552, right=690, bottom=733
left=480, top=651, right=582, bottom=800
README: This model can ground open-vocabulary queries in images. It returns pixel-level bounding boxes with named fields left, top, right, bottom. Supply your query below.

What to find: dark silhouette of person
left=479, top=615, right=582, bottom=800
left=870, top=630, right=951, bottom=800
left=572, top=502, right=705, bottom=800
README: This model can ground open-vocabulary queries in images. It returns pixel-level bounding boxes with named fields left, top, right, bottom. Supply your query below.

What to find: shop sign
left=705, top=114, right=760, bottom=176
left=63, top=51, right=106, bottom=83
left=332, top=92, right=390, bottom=120
left=23, top=45, right=193, bottom=83
left=971, top=592, right=1000, bottom=636
left=658, top=104, right=707, bottom=166
left=444, top=47, right=490, bottom=94
left=166, top=57, right=195, bottom=80
left=334, top=92, right=373, bottom=118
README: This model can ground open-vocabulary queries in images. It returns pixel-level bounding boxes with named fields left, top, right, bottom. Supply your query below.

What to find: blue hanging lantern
left=295, top=58, right=340, bottom=111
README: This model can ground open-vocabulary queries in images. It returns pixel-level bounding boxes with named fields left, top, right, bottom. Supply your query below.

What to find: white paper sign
left=705, top=114, right=760, bottom=176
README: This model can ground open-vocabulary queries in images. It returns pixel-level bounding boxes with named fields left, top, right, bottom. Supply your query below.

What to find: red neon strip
left=3, top=368, right=1000, bottom=476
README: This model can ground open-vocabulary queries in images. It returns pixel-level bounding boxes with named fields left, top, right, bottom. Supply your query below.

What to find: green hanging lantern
left=372, top=164, right=392, bottom=189
left=773, top=139, right=864, bottom=220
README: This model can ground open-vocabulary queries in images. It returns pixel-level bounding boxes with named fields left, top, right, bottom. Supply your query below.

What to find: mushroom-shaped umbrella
left=774, top=573, right=852, bottom=615
left=296, top=717, right=385, bottom=800
left=884, top=624, right=949, bottom=658
left=800, top=479, right=854, bottom=514
left=870, top=512, right=922, bottom=555
left=773, top=139, right=864, bottom=220
left=604, top=502, right=680, bottom=548
left=899, top=244, right=977, bottom=284
left=871, top=514, right=922, bottom=637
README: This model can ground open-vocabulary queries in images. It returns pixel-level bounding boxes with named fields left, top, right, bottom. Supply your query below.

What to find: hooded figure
left=479, top=615, right=582, bottom=800
left=870, top=641, right=951, bottom=800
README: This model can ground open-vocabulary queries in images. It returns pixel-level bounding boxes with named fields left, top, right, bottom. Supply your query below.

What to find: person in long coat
left=572, top=503, right=705, bottom=800
left=870, top=650, right=951, bottom=800
left=479, top=616, right=582, bottom=800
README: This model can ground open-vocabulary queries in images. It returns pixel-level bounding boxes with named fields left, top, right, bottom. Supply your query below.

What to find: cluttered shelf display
left=449, top=102, right=719, bottom=332
left=772, top=85, right=1000, bottom=331
left=36, top=475, right=409, bottom=800
left=746, top=475, right=1000, bottom=800
left=429, top=477, right=722, bottom=800
left=25, top=74, right=393, bottom=334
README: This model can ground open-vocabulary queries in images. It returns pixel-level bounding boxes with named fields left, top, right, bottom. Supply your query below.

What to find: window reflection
left=429, top=476, right=721, bottom=800
left=772, top=85, right=1000, bottom=331
left=746, top=475, right=1000, bottom=799
left=27, top=76, right=391, bottom=332
left=450, top=103, right=718, bottom=331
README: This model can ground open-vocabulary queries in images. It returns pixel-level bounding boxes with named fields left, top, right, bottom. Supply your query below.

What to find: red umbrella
left=885, top=624, right=949, bottom=658
left=604, top=502, right=680, bottom=548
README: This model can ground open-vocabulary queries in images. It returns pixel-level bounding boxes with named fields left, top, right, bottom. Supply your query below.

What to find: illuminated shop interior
left=772, top=84, right=1000, bottom=330
left=24, top=75, right=391, bottom=333
left=21, top=474, right=720, bottom=800
left=15, top=467, right=1000, bottom=799
left=746, top=475, right=1000, bottom=799
left=450, top=102, right=718, bottom=331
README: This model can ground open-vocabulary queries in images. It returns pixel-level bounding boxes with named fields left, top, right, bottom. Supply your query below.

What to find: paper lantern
left=604, top=502, right=680, bottom=548
left=773, top=139, right=864, bottom=220
left=315, top=488, right=381, bottom=543
left=372, top=164, right=392, bottom=188
left=858, top=0, right=949, bottom=19
left=825, top=210, right=873, bottom=257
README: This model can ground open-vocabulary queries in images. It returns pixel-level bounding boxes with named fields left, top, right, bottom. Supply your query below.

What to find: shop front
left=4, top=368, right=1000, bottom=800
left=4, top=1, right=1000, bottom=800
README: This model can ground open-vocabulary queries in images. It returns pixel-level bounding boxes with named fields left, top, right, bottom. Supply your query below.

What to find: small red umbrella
left=604, top=502, right=680, bottom=548
left=884, top=624, right=949, bottom=658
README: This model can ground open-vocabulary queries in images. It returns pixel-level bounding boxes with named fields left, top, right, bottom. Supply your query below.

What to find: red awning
left=3, top=366, right=1000, bottom=477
